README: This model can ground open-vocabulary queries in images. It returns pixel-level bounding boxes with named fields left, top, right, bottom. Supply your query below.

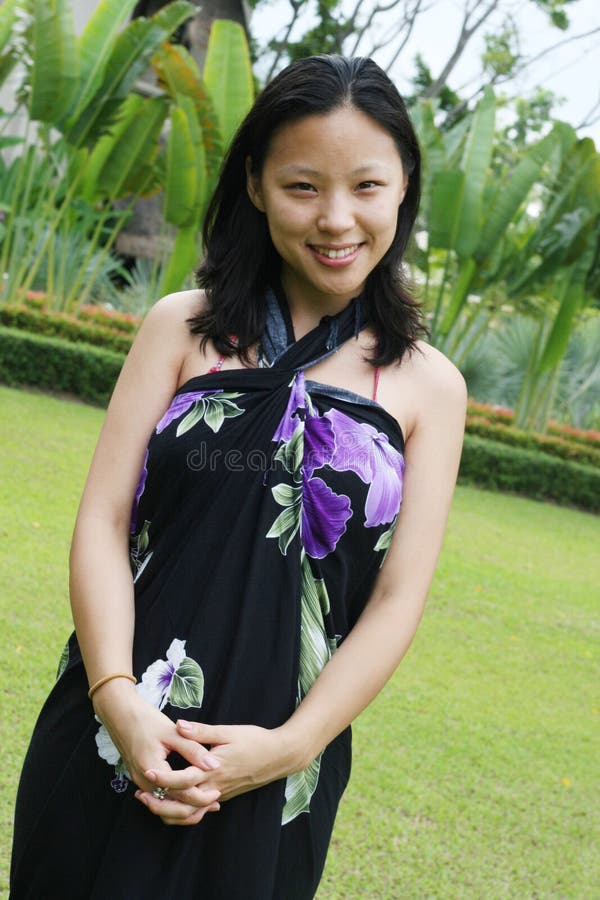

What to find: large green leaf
left=68, top=0, right=138, bottom=121
left=152, top=42, right=223, bottom=185
left=164, top=94, right=205, bottom=227
left=64, top=3, right=195, bottom=148
left=0, top=0, right=18, bottom=55
left=159, top=223, right=199, bottom=296
left=428, top=170, right=464, bottom=249
left=537, top=247, right=595, bottom=372
left=0, top=50, right=18, bottom=89
left=94, top=94, right=169, bottom=200
left=203, top=19, right=253, bottom=147
left=438, top=257, right=477, bottom=336
left=455, top=87, right=496, bottom=258
left=28, top=0, right=79, bottom=122
left=475, top=127, right=560, bottom=260
left=411, top=101, right=446, bottom=218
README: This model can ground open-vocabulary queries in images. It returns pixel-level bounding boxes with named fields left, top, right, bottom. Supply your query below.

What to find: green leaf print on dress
left=373, top=514, right=398, bottom=563
left=129, top=519, right=153, bottom=583
left=281, top=551, right=337, bottom=825
left=156, top=388, right=245, bottom=437
left=95, top=638, right=205, bottom=793
left=56, top=641, right=69, bottom=679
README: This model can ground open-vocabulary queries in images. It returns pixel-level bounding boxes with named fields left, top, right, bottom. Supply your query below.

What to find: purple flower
left=156, top=390, right=221, bottom=434
left=303, top=411, right=335, bottom=478
left=364, top=438, right=405, bottom=527
left=325, top=409, right=405, bottom=527
left=273, top=372, right=306, bottom=443
left=301, top=476, right=352, bottom=559
left=130, top=447, right=149, bottom=533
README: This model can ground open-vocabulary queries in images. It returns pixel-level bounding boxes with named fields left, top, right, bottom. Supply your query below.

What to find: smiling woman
left=245, top=107, right=408, bottom=320
left=10, top=55, right=466, bottom=900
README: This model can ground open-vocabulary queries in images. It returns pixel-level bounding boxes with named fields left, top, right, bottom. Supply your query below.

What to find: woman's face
left=247, top=105, right=408, bottom=312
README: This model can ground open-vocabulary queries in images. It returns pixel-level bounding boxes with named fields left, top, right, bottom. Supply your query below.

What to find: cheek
left=264, top=199, right=310, bottom=242
left=367, top=199, right=401, bottom=241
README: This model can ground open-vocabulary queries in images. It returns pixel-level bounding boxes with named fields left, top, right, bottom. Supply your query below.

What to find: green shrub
left=466, top=416, right=600, bottom=468
left=546, top=421, right=600, bottom=449
left=0, top=304, right=134, bottom=354
left=467, top=400, right=600, bottom=450
left=459, top=435, right=600, bottom=513
left=0, top=327, right=124, bottom=406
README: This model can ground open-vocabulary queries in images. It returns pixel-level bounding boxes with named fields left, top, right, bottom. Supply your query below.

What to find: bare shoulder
left=407, top=340, right=467, bottom=401
left=385, top=339, right=467, bottom=441
left=141, top=288, right=206, bottom=335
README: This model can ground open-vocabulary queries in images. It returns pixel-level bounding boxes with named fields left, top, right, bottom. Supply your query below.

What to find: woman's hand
left=93, top=682, right=222, bottom=825
left=135, top=721, right=303, bottom=822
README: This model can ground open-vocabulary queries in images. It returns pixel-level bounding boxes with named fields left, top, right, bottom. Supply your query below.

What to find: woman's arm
left=68, top=292, right=221, bottom=804
left=138, top=348, right=467, bottom=820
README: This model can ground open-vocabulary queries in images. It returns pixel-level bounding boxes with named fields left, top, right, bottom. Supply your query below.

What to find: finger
left=160, top=782, right=221, bottom=808
left=131, top=759, right=175, bottom=793
left=144, top=765, right=215, bottom=792
left=169, top=733, right=222, bottom=771
left=136, top=787, right=221, bottom=818
left=176, top=721, right=234, bottom=745
left=160, top=801, right=221, bottom=827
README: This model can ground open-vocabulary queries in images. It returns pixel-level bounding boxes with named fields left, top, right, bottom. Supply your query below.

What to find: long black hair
left=191, top=54, right=425, bottom=365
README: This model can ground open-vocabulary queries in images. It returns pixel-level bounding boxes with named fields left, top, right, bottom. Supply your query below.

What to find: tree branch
left=384, top=0, right=427, bottom=72
left=264, top=0, right=303, bottom=83
left=347, top=0, right=408, bottom=58
left=421, top=0, right=500, bottom=99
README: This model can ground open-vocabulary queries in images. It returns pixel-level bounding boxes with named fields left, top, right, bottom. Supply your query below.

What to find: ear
left=399, top=173, right=409, bottom=205
left=246, top=157, right=265, bottom=212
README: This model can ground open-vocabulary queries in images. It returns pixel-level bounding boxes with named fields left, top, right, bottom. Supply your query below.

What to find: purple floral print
left=273, top=372, right=306, bottom=443
left=301, top=476, right=352, bottom=559
left=325, top=409, right=405, bottom=527
left=156, top=389, right=222, bottom=434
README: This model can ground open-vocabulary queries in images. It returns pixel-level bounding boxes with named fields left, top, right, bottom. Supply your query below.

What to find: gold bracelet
left=88, top=672, right=137, bottom=700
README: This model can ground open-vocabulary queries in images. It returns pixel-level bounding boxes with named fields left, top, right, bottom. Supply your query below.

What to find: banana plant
left=0, top=0, right=20, bottom=88
left=203, top=19, right=254, bottom=147
left=1, top=2, right=254, bottom=308
left=151, top=21, right=254, bottom=294
left=414, top=90, right=600, bottom=431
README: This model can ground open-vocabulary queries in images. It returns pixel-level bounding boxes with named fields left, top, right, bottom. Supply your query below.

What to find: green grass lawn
left=1, top=385, right=598, bottom=899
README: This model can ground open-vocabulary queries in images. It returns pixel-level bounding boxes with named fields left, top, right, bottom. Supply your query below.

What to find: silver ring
left=152, top=786, right=168, bottom=801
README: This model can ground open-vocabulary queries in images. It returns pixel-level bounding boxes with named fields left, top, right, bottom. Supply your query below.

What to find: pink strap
left=208, top=355, right=226, bottom=374
left=373, top=366, right=381, bottom=401
left=208, top=334, right=238, bottom=373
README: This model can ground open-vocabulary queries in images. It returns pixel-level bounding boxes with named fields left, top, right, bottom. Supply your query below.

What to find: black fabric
left=11, top=295, right=405, bottom=900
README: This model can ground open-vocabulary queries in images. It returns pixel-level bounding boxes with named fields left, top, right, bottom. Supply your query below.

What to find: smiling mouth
left=309, top=243, right=362, bottom=260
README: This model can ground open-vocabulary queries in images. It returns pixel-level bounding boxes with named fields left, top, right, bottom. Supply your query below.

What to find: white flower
left=95, top=722, right=120, bottom=765
left=136, top=639, right=187, bottom=710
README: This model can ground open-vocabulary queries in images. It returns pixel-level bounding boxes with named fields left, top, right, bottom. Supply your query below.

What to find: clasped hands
left=135, top=721, right=287, bottom=827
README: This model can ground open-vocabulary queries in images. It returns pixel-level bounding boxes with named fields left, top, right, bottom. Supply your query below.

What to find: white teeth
left=313, top=244, right=359, bottom=259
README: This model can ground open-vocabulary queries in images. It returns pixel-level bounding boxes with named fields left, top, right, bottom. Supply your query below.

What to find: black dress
left=11, top=291, right=405, bottom=900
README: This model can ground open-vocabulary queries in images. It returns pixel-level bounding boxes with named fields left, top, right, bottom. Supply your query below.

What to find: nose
left=316, top=191, right=355, bottom=235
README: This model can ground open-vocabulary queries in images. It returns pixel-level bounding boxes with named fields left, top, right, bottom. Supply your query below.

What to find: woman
left=11, top=55, right=466, bottom=899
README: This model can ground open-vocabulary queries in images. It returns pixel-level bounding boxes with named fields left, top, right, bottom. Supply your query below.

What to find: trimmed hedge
left=547, top=421, right=600, bottom=449
left=0, top=327, right=124, bottom=406
left=467, top=400, right=600, bottom=450
left=22, top=293, right=141, bottom=334
left=0, top=303, right=135, bottom=354
left=459, top=435, right=600, bottom=514
left=466, top=415, right=600, bottom=468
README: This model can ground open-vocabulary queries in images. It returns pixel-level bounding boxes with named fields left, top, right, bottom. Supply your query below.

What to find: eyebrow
left=277, top=164, right=389, bottom=177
